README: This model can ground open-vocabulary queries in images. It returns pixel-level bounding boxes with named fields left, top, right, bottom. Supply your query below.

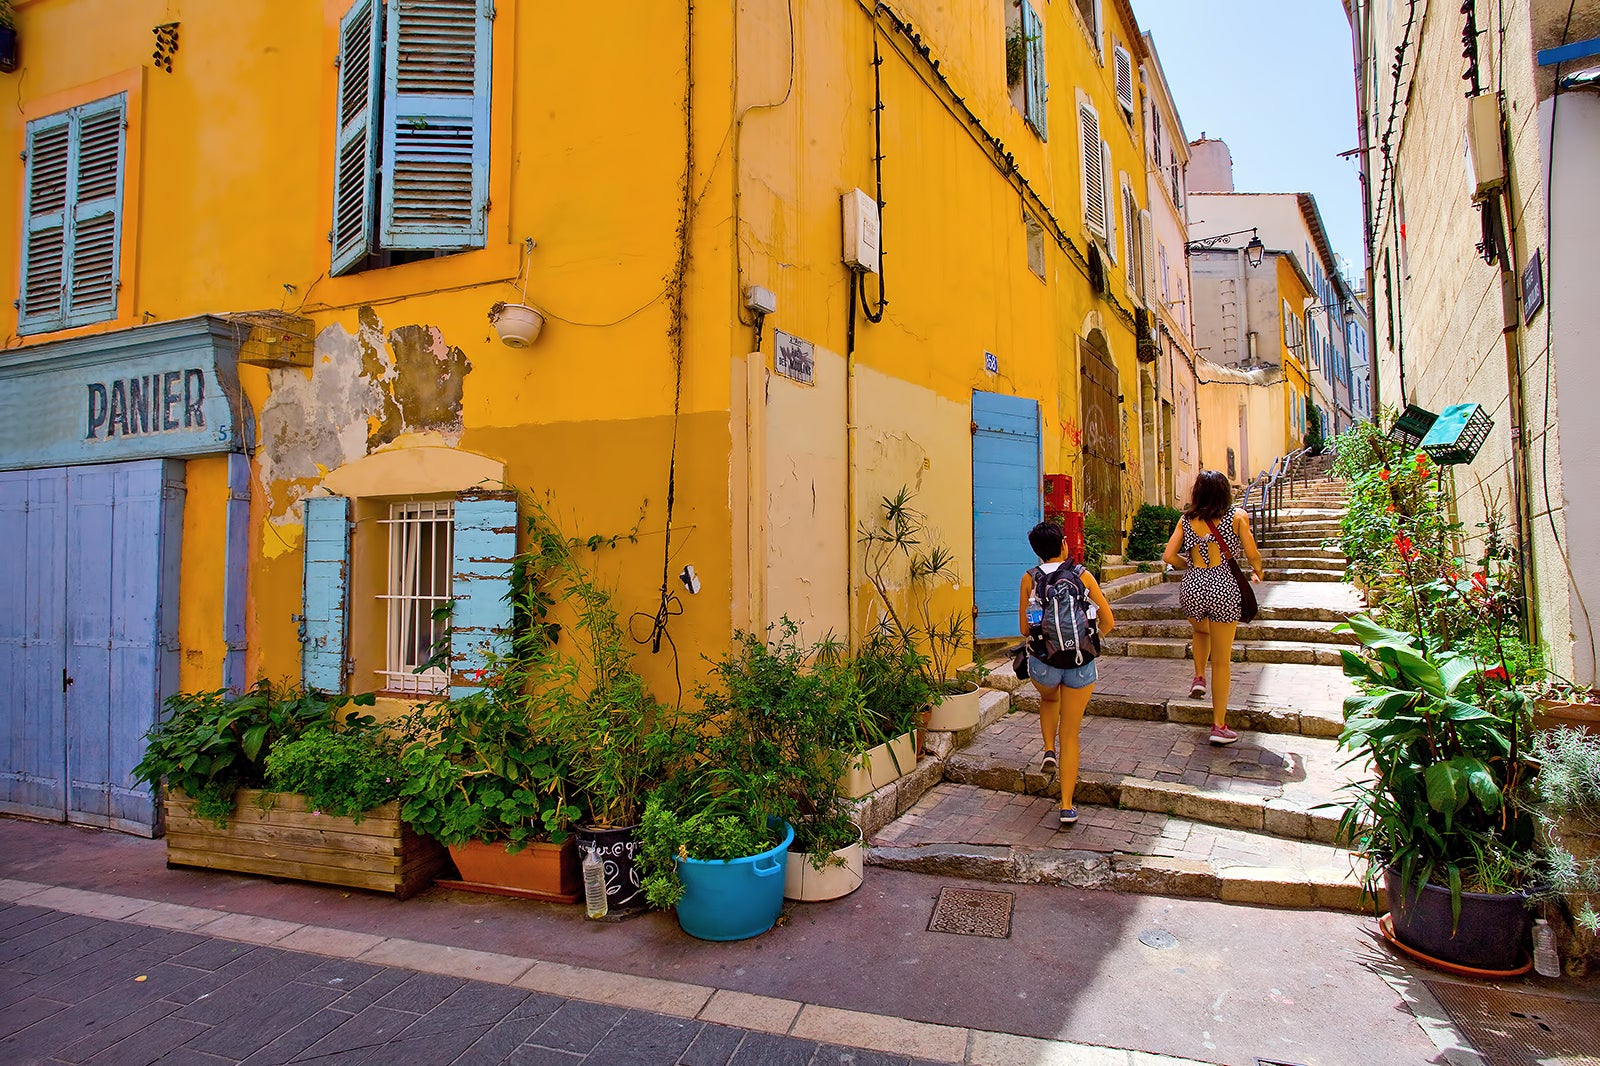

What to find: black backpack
left=1029, top=564, right=1101, bottom=666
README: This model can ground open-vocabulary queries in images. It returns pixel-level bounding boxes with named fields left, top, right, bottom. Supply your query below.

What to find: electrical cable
left=730, top=0, right=796, bottom=328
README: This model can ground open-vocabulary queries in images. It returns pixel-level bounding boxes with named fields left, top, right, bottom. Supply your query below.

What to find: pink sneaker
left=1189, top=675, right=1206, bottom=699
left=1209, top=725, right=1240, bottom=746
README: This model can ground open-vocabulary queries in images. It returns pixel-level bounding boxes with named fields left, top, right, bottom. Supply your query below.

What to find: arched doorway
left=1079, top=330, right=1121, bottom=541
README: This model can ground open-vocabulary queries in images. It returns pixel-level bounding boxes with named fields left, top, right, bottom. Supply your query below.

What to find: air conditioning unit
left=841, top=188, right=881, bottom=274
left=1464, top=92, right=1505, bottom=201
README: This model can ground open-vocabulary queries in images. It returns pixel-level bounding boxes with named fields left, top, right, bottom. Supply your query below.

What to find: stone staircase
left=861, top=471, right=1381, bottom=913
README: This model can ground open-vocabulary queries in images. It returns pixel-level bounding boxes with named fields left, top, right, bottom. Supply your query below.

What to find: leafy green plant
left=638, top=795, right=783, bottom=909
left=263, top=727, right=401, bottom=821
left=1528, top=727, right=1600, bottom=939
left=133, top=682, right=377, bottom=827
left=0, top=2, right=14, bottom=32
left=1333, top=613, right=1538, bottom=921
left=859, top=488, right=971, bottom=694
left=1127, top=503, right=1181, bottom=561
left=1305, top=397, right=1325, bottom=455
left=1004, top=24, right=1030, bottom=88
left=841, top=628, right=932, bottom=754
left=1081, top=510, right=1115, bottom=579
left=396, top=689, right=580, bottom=850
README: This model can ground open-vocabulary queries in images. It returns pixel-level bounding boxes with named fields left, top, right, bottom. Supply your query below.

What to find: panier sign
left=0, top=317, right=250, bottom=471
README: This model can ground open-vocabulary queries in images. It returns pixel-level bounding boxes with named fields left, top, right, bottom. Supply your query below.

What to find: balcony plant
left=859, top=489, right=980, bottom=734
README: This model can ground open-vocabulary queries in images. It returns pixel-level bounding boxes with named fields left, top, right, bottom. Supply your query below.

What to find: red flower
left=1379, top=469, right=1391, bottom=482
left=1472, top=571, right=1489, bottom=591
left=1484, top=665, right=1510, bottom=682
left=1385, top=504, right=1397, bottom=514
left=1415, top=452, right=1430, bottom=470
left=1393, top=534, right=1417, bottom=562
left=1444, top=566, right=1461, bottom=582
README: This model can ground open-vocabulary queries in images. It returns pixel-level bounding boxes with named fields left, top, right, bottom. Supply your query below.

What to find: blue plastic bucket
left=674, top=819, right=794, bottom=941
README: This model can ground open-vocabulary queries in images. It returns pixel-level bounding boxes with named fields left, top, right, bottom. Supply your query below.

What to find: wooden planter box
left=165, top=789, right=447, bottom=900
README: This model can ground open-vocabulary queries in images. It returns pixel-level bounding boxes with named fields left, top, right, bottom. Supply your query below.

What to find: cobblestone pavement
left=0, top=901, right=954, bottom=1066
left=872, top=783, right=1356, bottom=881
left=956, top=712, right=1361, bottom=809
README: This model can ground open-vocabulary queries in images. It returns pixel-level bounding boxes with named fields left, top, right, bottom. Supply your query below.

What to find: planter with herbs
left=138, top=683, right=445, bottom=899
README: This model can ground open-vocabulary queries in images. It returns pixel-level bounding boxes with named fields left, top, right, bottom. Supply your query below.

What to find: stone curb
left=0, top=877, right=1225, bottom=1066
left=1099, top=637, right=1349, bottom=666
left=1006, top=688, right=1345, bottom=739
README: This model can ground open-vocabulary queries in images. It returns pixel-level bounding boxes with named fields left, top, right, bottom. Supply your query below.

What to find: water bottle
left=582, top=844, right=608, bottom=919
left=1027, top=590, right=1043, bottom=632
left=1532, top=918, right=1560, bottom=978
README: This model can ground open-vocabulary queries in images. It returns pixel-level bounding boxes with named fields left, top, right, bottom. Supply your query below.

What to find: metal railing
left=1242, top=447, right=1311, bottom=535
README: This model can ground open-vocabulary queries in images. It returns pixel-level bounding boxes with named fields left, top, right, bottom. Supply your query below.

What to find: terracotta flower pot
left=1534, top=697, right=1600, bottom=739
left=442, top=837, right=579, bottom=903
left=490, top=303, right=544, bottom=347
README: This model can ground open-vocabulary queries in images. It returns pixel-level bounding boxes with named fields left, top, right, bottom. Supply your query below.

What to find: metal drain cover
left=1138, top=928, right=1177, bottom=950
left=1423, top=981, right=1600, bottom=1066
left=927, top=887, right=1013, bottom=939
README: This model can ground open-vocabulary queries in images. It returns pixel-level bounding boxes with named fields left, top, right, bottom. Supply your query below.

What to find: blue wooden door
left=972, top=392, right=1041, bottom=640
left=0, top=468, right=68, bottom=821
left=64, top=460, right=183, bottom=833
left=0, top=460, right=181, bottom=834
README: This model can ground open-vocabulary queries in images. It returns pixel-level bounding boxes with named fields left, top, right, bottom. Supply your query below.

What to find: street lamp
left=1185, top=227, right=1266, bottom=267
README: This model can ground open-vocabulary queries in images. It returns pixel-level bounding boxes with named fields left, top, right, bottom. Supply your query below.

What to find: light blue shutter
left=1022, top=1, right=1047, bottom=139
left=450, top=490, right=516, bottom=698
left=18, top=112, right=71, bottom=333
left=331, top=0, right=383, bottom=275
left=64, top=95, right=125, bottom=326
left=380, top=0, right=492, bottom=250
left=302, top=495, right=351, bottom=693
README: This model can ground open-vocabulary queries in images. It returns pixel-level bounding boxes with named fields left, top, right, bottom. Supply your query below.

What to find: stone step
left=1100, top=563, right=1138, bottom=582
left=1089, top=581, right=1365, bottom=625
left=1112, top=602, right=1354, bottom=624
left=867, top=782, right=1374, bottom=913
left=941, top=712, right=1355, bottom=846
left=1258, top=546, right=1345, bottom=561
left=1096, top=570, right=1166, bottom=601
left=1100, top=637, right=1348, bottom=667
left=1110, top=618, right=1357, bottom=645
left=1263, top=568, right=1347, bottom=583
left=1259, top=555, right=1347, bottom=569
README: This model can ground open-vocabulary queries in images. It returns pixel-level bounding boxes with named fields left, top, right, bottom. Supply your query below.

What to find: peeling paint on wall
left=257, top=308, right=472, bottom=540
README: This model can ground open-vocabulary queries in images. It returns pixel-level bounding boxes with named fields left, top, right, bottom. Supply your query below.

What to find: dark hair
left=1185, top=470, right=1234, bottom=522
left=1028, top=521, right=1065, bottom=562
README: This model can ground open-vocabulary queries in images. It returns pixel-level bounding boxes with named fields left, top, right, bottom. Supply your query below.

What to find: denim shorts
left=1027, top=655, right=1098, bottom=690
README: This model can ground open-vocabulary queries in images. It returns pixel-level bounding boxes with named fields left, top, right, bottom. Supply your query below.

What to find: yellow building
left=0, top=0, right=1163, bottom=832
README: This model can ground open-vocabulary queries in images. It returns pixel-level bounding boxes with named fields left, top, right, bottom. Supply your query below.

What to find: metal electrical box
left=1465, top=93, right=1506, bottom=201
left=842, top=188, right=881, bottom=274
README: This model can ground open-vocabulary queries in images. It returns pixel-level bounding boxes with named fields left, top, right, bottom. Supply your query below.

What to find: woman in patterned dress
left=1161, top=471, right=1264, bottom=745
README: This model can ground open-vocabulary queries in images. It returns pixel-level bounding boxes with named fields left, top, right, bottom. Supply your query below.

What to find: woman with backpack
left=1161, top=470, right=1265, bottom=746
left=1019, top=520, right=1115, bottom=828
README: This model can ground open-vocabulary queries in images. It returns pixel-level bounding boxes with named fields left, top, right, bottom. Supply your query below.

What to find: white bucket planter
left=490, top=303, right=544, bottom=348
left=926, top=681, right=981, bottom=731
left=839, top=730, right=917, bottom=799
left=784, top=827, right=864, bottom=902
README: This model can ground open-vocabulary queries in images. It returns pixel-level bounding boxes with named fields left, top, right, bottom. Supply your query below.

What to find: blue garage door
left=0, top=460, right=183, bottom=834
left=972, top=392, right=1041, bottom=640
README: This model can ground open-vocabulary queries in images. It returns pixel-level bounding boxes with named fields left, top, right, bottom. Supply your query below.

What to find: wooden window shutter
left=1079, top=103, right=1104, bottom=235
left=1113, top=45, right=1134, bottom=116
left=331, top=0, right=383, bottom=276
left=1140, top=208, right=1157, bottom=306
left=1022, top=1, right=1047, bottom=139
left=381, top=0, right=493, bottom=250
left=19, top=112, right=71, bottom=332
left=1121, top=183, right=1137, bottom=293
left=66, top=97, right=126, bottom=326
left=302, top=495, right=352, bottom=693
left=1102, top=141, right=1116, bottom=263
left=449, top=489, right=517, bottom=698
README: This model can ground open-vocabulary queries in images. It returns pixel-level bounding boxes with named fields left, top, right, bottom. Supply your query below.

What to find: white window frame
left=379, top=499, right=456, bottom=694
left=1072, top=0, right=1105, bottom=59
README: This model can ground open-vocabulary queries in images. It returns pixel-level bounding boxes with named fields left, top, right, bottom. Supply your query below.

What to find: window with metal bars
left=378, top=499, right=455, bottom=694
left=18, top=94, right=126, bottom=335
left=330, top=0, right=493, bottom=276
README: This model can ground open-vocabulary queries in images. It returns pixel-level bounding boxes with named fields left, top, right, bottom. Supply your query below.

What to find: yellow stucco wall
left=3, top=0, right=1160, bottom=698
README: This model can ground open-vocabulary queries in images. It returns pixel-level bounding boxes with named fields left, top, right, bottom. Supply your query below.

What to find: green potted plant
left=859, top=489, right=981, bottom=735
left=1527, top=726, right=1600, bottom=975
left=134, top=682, right=445, bottom=898
left=837, top=628, right=932, bottom=797
left=1334, top=612, right=1539, bottom=972
left=396, top=679, right=582, bottom=902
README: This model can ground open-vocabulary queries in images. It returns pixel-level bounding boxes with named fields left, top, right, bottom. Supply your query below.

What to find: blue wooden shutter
left=331, top=0, right=383, bottom=275
left=380, top=0, right=492, bottom=250
left=302, top=495, right=351, bottom=693
left=449, top=490, right=516, bottom=698
left=18, top=112, right=71, bottom=333
left=64, top=95, right=126, bottom=327
left=1022, top=1, right=1047, bottom=139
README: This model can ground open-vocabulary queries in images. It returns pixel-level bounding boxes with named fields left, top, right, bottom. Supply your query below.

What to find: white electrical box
left=842, top=188, right=881, bottom=274
left=1465, top=92, right=1505, bottom=201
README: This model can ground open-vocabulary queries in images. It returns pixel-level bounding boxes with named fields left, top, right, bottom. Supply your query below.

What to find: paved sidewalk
left=0, top=819, right=1462, bottom=1066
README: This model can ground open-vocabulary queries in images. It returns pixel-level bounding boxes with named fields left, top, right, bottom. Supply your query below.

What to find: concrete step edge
left=1100, top=638, right=1350, bottom=666
left=1008, top=687, right=1346, bottom=739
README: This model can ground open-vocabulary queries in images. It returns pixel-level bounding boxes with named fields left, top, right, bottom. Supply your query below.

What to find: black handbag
left=1209, top=518, right=1259, bottom=623
left=1008, top=643, right=1030, bottom=679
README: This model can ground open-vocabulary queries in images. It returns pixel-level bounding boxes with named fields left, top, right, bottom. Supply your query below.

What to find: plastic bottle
left=1532, top=918, right=1560, bottom=978
left=582, top=844, right=608, bottom=919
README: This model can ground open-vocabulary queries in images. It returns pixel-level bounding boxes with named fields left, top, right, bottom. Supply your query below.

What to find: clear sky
left=1131, top=0, right=1365, bottom=275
